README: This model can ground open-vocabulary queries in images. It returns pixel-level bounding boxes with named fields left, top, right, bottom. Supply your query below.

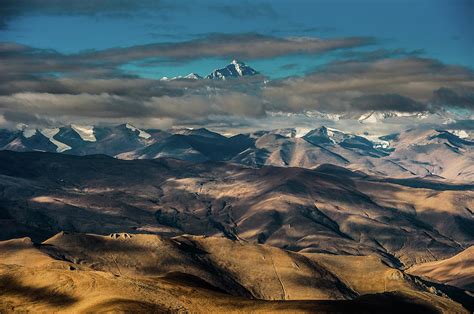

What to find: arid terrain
left=2, top=1, right=473, bottom=312
left=0, top=233, right=471, bottom=313
left=0, top=150, right=473, bottom=312
left=408, top=246, right=474, bottom=291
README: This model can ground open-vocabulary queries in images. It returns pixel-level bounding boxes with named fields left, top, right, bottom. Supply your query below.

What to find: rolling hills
left=0, top=150, right=472, bottom=268
left=0, top=233, right=469, bottom=313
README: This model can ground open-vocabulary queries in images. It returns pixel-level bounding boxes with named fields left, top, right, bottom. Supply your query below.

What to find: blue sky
left=1, top=0, right=472, bottom=79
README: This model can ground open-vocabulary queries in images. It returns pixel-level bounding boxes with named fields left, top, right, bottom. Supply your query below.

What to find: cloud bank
left=263, top=58, right=474, bottom=113
left=0, top=33, right=473, bottom=129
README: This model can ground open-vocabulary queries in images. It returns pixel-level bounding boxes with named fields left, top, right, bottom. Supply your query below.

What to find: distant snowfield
left=1, top=118, right=472, bottom=181
left=126, top=123, right=151, bottom=139
left=363, top=134, right=391, bottom=149
left=71, top=124, right=96, bottom=142
left=40, top=128, right=71, bottom=152
left=294, top=128, right=312, bottom=138
left=357, top=111, right=428, bottom=124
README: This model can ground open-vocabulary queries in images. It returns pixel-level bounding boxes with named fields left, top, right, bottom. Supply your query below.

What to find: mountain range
left=1, top=121, right=473, bottom=181
left=1, top=56, right=473, bottom=311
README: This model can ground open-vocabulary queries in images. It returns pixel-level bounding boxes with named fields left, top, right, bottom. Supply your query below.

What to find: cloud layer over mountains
left=0, top=30, right=473, bottom=129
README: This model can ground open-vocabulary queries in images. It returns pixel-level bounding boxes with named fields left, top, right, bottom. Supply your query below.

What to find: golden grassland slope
left=0, top=233, right=471, bottom=313
left=408, top=246, right=474, bottom=291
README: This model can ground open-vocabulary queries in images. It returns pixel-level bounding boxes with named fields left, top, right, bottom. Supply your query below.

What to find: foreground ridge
left=0, top=232, right=470, bottom=313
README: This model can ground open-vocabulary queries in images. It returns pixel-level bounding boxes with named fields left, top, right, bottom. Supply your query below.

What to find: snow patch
left=267, top=111, right=341, bottom=121
left=373, top=141, right=390, bottom=149
left=358, top=111, right=429, bottom=124
left=40, top=128, right=71, bottom=152
left=232, top=59, right=243, bottom=76
left=125, top=123, right=151, bottom=139
left=360, top=133, right=391, bottom=149
left=448, top=129, right=469, bottom=139
left=325, top=127, right=347, bottom=144
left=358, top=112, right=379, bottom=124
left=294, top=128, right=312, bottom=138
left=71, top=124, right=96, bottom=142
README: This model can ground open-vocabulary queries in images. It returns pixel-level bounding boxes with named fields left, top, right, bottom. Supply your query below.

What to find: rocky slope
left=0, top=151, right=472, bottom=268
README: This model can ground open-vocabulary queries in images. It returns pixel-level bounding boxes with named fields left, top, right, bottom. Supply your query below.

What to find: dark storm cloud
left=263, top=57, right=474, bottom=113
left=2, top=111, right=56, bottom=126
left=0, top=93, right=154, bottom=119
left=0, top=90, right=265, bottom=124
left=0, top=76, right=192, bottom=97
left=432, top=88, right=474, bottom=109
left=0, top=42, right=122, bottom=81
left=351, top=94, right=428, bottom=112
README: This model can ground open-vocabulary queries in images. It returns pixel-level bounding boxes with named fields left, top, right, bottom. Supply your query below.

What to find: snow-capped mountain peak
left=206, top=60, right=258, bottom=80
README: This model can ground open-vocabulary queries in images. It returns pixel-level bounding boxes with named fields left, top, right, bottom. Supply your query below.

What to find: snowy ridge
left=126, top=123, right=151, bottom=139
left=358, top=111, right=429, bottom=124
left=267, top=111, right=342, bottom=121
